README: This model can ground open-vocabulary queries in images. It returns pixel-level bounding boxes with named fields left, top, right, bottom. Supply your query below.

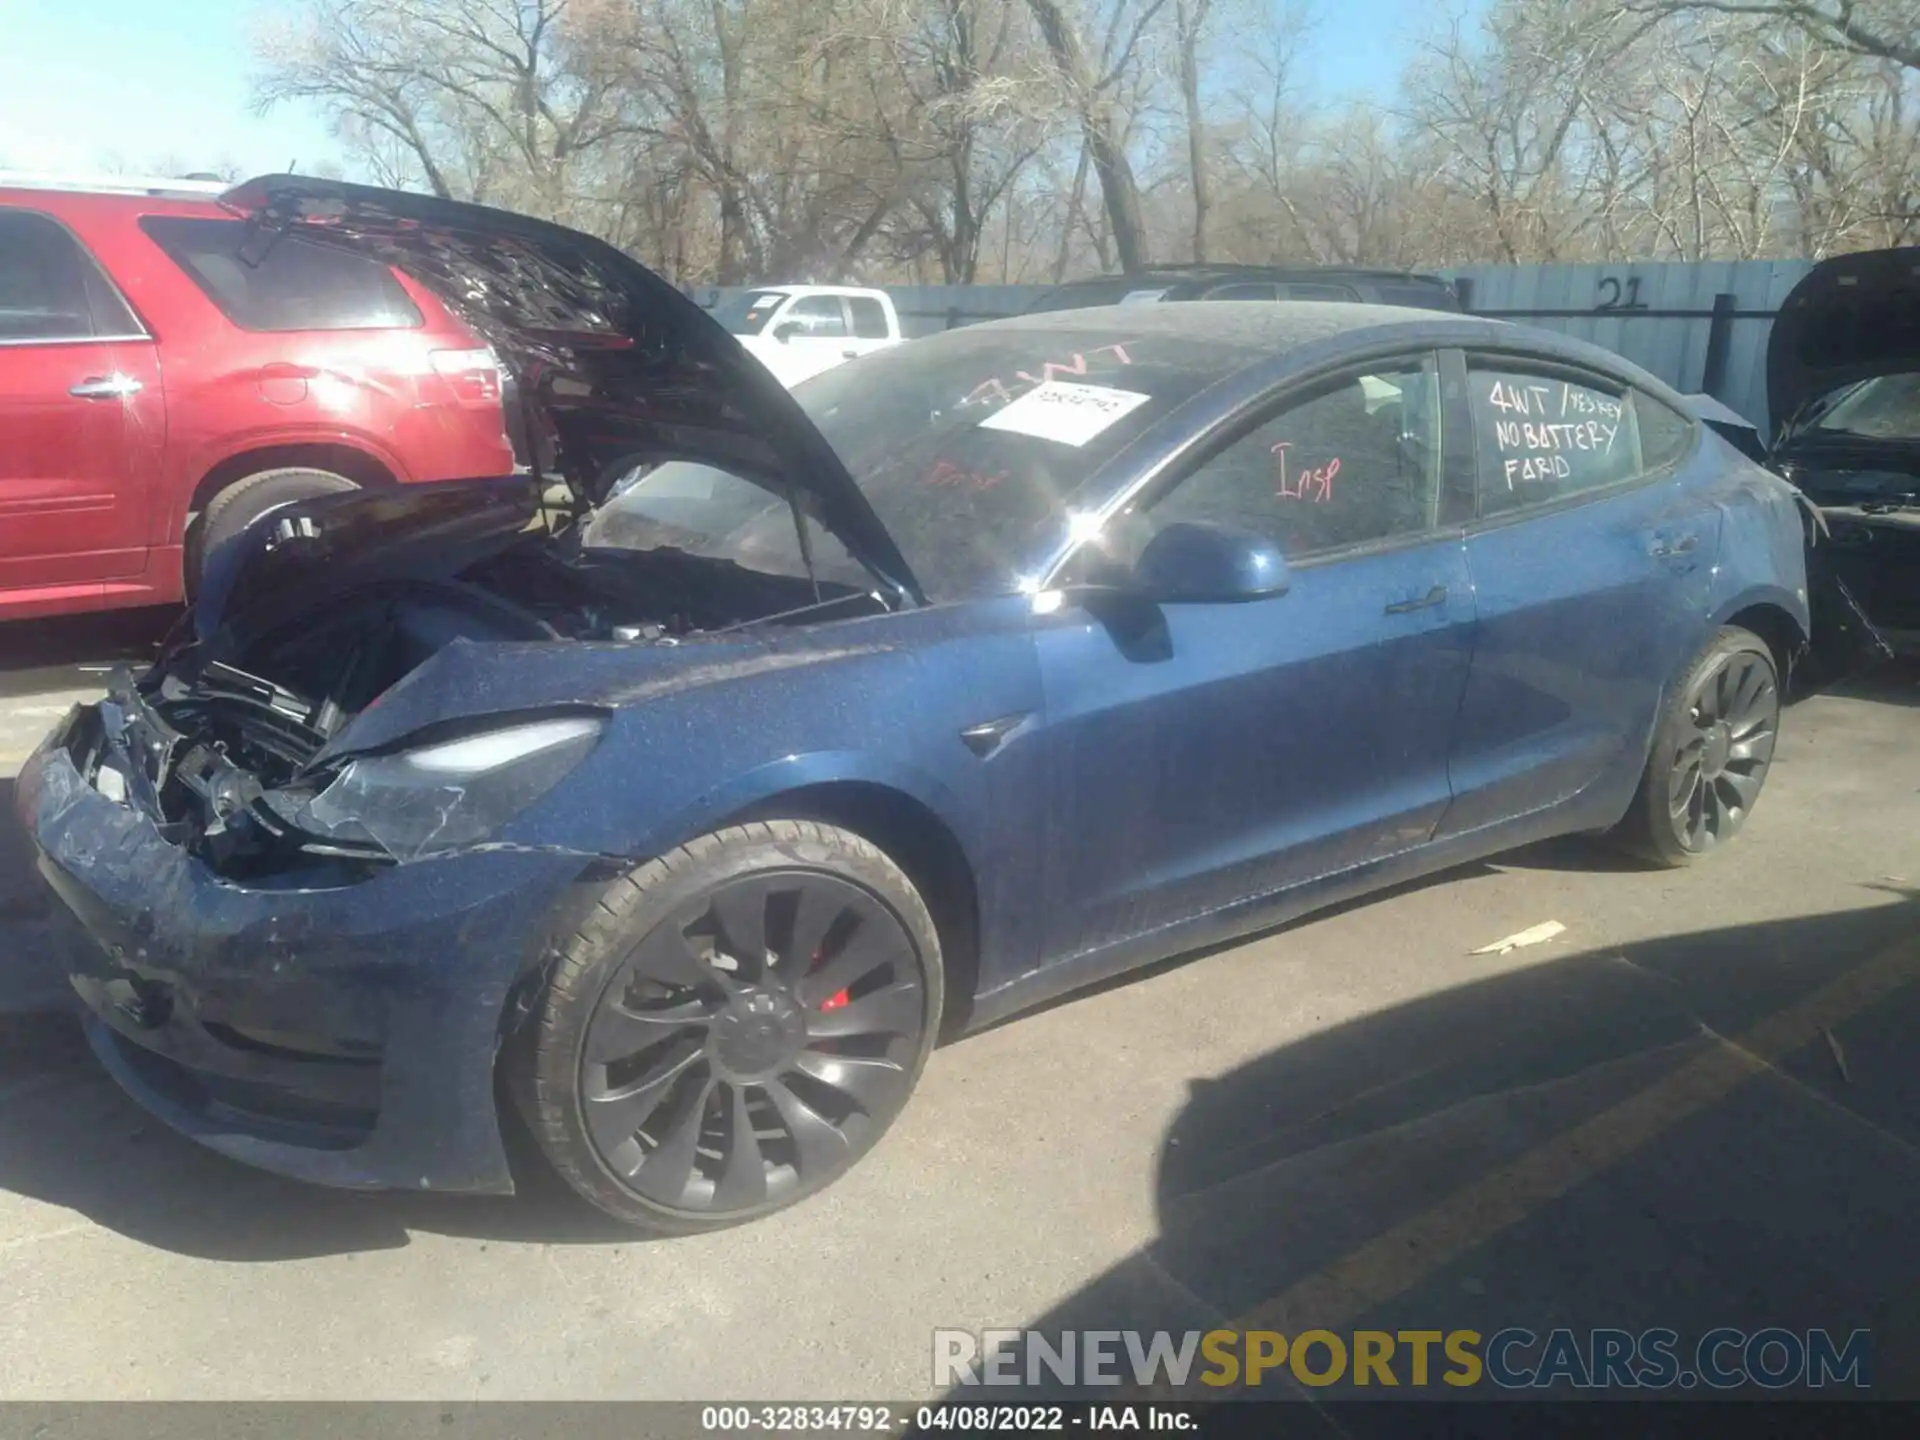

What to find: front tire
left=512, top=821, right=944, bottom=1233
left=1613, top=626, right=1780, bottom=867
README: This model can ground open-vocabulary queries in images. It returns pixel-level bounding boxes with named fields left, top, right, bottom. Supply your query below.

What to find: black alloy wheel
left=516, top=821, right=942, bottom=1232
left=1668, top=645, right=1778, bottom=852
left=1615, top=625, right=1781, bottom=866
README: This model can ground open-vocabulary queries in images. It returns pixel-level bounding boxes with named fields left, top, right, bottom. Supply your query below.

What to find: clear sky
left=0, top=0, right=1468, bottom=183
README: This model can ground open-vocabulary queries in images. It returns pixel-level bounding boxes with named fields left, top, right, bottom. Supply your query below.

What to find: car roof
left=763, top=284, right=893, bottom=300
left=1037, top=265, right=1456, bottom=296
left=958, top=301, right=1689, bottom=405
left=0, top=172, right=230, bottom=201
left=0, top=182, right=231, bottom=220
left=966, top=298, right=1462, bottom=345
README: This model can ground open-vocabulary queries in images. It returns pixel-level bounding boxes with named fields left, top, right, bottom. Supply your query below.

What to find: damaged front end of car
left=14, top=174, right=934, bottom=1194
left=71, top=660, right=607, bottom=877
left=1766, top=245, right=1920, bottom=660
left=53, top=173, right=929, bottom=880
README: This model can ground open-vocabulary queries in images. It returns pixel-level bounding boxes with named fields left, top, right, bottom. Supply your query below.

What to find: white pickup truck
left=712, top=285, right=905, bottom=388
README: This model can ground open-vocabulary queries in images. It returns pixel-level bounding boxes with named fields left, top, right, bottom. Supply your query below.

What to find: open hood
left=1767, top=246, right=1920, bottom=435
left=191, top=476, right=542, bottom=648
left=216, top=175, right=920, bottom=600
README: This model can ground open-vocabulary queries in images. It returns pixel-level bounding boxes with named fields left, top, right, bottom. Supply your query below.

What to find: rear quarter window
left=140, top=215, right=423, bottom=332
left=1636, top=398, right=1698, bottom=469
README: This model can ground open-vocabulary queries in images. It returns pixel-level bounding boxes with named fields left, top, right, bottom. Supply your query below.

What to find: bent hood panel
left=1768, top=247, right=1920, bottom=432
left=192, top=477, right=541, bottom=648
left=217, top=175, right=918, bottom=597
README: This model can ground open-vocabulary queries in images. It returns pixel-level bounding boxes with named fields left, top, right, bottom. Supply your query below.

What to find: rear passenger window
left=0, top=210, right=140, bottom=341
left=847, top=296, right=890, bottom=339
left=1373, top=282, right=1459, bottom=311
left=141, top=216, right=423, bottom=332
left=1281, top=283, right=1359, bottom=301
left=1470, top=363, right=1688, bottom=517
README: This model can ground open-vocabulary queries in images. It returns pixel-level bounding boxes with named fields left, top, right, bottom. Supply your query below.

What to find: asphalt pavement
left=1, top=612, right=1916, bottom=1404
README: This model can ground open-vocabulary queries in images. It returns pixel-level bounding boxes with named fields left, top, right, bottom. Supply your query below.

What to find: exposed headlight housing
left=267, top=714, right=604, bottom=860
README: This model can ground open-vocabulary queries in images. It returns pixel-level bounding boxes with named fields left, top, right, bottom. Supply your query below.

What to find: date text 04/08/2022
left=699, top=1404, right=1195, bottom=1433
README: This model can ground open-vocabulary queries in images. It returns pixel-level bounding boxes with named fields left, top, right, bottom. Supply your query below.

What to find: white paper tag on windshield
left=977, top=380, right=1152, bottom=447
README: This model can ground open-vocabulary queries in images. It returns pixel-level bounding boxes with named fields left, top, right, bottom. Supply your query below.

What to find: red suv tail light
left=429, top=347, right=504, bottom=407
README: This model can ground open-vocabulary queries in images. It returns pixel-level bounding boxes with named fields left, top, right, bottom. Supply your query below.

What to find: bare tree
left=1626, top=1, right=1919, bottom=73
left=1021, top=0, right=1166, bottom=270
left=256, top=0, right=650, bottom=222
left=1172, top=0, right=1213, bottom=260
left=247, top=0, right=1916, bottom=280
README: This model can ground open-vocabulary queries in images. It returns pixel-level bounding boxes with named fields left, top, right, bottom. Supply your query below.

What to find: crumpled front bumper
left=15, top=707, right=595, bottom=1195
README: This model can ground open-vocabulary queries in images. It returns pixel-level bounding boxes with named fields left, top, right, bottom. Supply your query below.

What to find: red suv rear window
left=140, top=215, right=424, bottom=332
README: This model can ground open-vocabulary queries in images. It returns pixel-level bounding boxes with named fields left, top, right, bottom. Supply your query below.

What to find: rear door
left=1035, top=350, right=1480, bottom=959
left=1438, top=349, right=1717, bottom=837
left=0, top=207, right=162, bottom=591
left=842, top=295, right=897, bottom=361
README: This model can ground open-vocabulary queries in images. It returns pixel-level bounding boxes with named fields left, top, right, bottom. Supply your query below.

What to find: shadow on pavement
left=1825, top=658, right=1920, bottom=710
left=0, top=777, right=41, bottom=920
left=0, top=607, right=176, bottom=681
left=3, top=878, right=1917, bottom=1343
left=932, top=893, right=1920, bottom=1412
left=0, top=998, right=647, bottom=1257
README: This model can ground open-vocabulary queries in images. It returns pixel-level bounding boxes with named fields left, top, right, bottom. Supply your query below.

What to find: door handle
left=69, top=373, right=143, bottom=400
left=1650, top=533, right=1700, bottom=559
left=1385, top=584, right=1448, bottom=614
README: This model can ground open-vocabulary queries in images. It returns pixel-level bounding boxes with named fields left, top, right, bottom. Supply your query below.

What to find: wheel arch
left=186, top=441, right=401, bottom=526
left=1716, top=593, right=1809, bottom=692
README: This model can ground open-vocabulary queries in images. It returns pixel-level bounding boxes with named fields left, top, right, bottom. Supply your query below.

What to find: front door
left=771, top=294, right=859, bottom=386
left=1034, top=352, right=1478, bottom=962
left=0, top=208, right=162, bottom=592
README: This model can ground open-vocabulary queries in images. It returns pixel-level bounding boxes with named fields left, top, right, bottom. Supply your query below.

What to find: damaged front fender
left=21, top=732, right=598, bottom=1194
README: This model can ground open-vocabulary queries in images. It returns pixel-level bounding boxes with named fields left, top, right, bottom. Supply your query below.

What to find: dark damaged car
left=19, top=178, right=1812, bottom=1233
left=1765, top=246, right=1920, bottom=656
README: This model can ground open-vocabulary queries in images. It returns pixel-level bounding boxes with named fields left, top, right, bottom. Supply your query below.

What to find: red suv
left=0, top=175, right=516, bottom=622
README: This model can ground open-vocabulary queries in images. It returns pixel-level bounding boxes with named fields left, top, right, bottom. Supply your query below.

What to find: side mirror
left=1128, top=520, right=1290, bottom=604
left=773, top=321, right=804, bottom=343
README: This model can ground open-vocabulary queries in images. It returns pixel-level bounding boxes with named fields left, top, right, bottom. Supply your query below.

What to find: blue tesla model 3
left=18, top=177, right=1810, bottom=1231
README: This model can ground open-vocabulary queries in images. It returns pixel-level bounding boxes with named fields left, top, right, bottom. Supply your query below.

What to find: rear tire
left=1611, top=625, right=1780, bottom=867
left=185, top=467, right=360, bottom=600
left=510, top=821, right=944, bottom=1234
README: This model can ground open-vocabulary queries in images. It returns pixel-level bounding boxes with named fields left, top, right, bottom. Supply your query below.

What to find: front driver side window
left=1119, top=358, right=1445, bottom=563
